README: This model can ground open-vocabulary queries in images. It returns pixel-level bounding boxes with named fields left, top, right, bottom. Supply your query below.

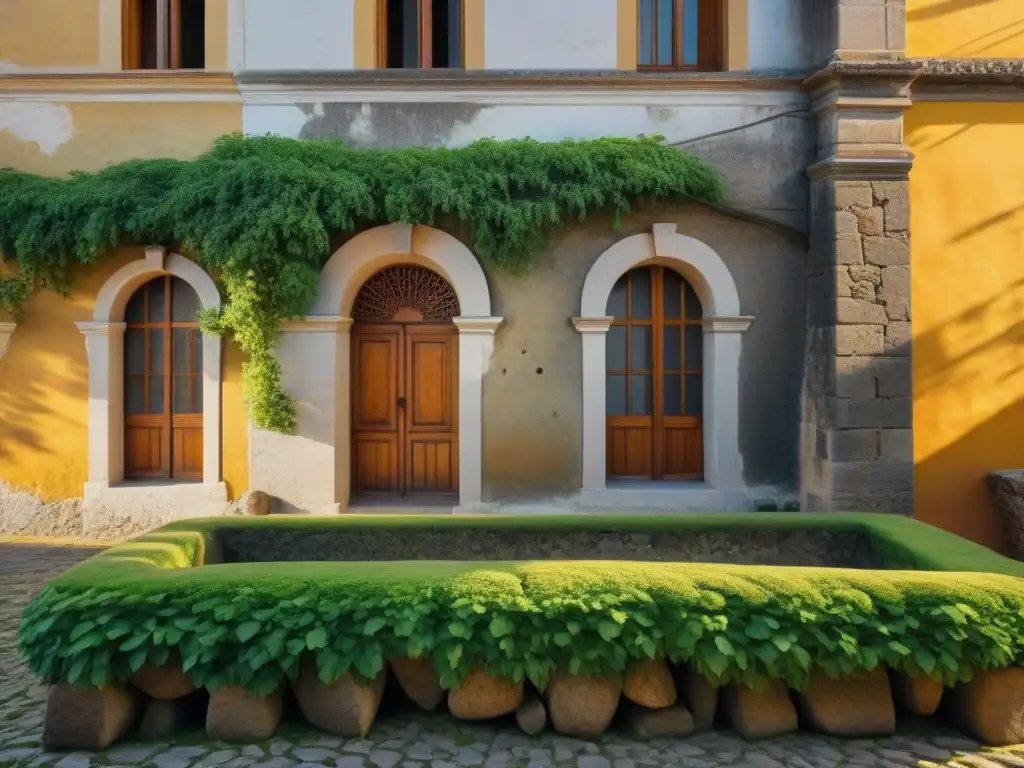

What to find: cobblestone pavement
left=3, top=542, right=1024, bottom=768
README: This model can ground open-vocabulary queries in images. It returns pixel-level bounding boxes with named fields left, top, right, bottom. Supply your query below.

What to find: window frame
left=636, top=0, right=723, bottom=72
left=376, top=0, right=466, bottom=69
left=122, top=0, right=202, bottom=71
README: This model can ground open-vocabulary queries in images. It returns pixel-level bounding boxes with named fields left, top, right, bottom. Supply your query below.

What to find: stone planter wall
left=215, top=528, right=881, bottom=568
left=988, top=470, right=1024, bottom=560
left=42, top=659, right=1024, bottom=752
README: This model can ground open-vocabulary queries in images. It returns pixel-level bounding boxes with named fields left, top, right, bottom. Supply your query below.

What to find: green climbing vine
left=0, top=133, right=724, bottom=433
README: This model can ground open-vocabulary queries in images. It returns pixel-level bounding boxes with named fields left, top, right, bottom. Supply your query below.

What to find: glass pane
left=664, top=374, right=682, bottom=416
left=657, top=0, right=674, bottom=65
left=630, top=326, right=652, bottom=370
left=402, top=0, right=419, bottom=67
left=607, top=375, right=627, bottom=416
left=638, top=0, right=655, bottom=65
left=126, top=376, right=146, bottom=415
left=149, top=330, right=164, bottom=375
left=685, top=283, right=703, bottom=319
left=173, top=376, right=192, bottom=414
left=173, top=328, right=191, bottom=374
left=663, top=325, right=681, bottom=370
left=125, top=288, right=146, bottom=323
left=171, top=277, right=202, bottom=322
left=146, top=278, right=166, bottom=321
left=663, top=269, right=682, bottom=318
left=630, top=268, right=652, bottom=319
left=193, top=375, right=204, bottom=414
left=607, top=276, right=628, bottom=318
left=607, top=326, right=627, bottom=370
left=125, top=329, right=146, bottom=374
left=685, top=374, right=703, bottom=416
left=443, top=0, right=463, bottom=68
left=682, top=0, right=699, bottom=65
left=685, top=325, right=704, bottom=371
left=149, top=375, right=165, bottom=415
left=630, top=374, right=652, bottom=415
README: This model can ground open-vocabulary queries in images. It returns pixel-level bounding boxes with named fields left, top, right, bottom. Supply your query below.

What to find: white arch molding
left=77, top=246, right=227, bottom=513
left=574, top=223, right=753, bottom=509
left=248, top=223, right=502, bottom=513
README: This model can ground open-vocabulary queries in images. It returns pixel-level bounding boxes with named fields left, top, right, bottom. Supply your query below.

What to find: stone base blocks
left=39, top=658, right=1024, bottom=750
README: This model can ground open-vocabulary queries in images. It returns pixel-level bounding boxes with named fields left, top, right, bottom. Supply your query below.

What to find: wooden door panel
left=663, top=424, right=703, bottom=479
left=352, top=332, right=399, bottom=431
left=353, top=435, right=400, bottom=495
left=607, top=423, right=653, bottom=478
left=405, top=331, right=455, bottom=431
left=171, top=413, right=203, bottom=480
left=407, top=438, right=457, bottom=495
left=125, top=423, right=166, bottom=478
left=404, top=326, right=458, bottom=496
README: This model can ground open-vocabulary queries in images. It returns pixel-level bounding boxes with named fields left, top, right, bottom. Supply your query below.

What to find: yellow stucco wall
left=0, top=0, right=101, bottom=68
left=907, top=0, right=1024, bottom=58
left=907, top=102, right=1024, bottom=553
left=0, top=100, right=248, bottom=501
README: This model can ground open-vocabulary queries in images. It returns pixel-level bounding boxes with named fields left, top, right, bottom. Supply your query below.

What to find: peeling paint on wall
left=0, top=102, right=74, bottom=156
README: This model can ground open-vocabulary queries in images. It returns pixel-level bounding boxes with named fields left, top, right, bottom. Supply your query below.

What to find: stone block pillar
left=800, top=60, right=921, bottom=513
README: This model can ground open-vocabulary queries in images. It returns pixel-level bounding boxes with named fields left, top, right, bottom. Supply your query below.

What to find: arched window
left=637, top=0, right=722, bottom=71
left=606, top=265, right=704, bottom=480
left=124, top=275, right=204, bottom=480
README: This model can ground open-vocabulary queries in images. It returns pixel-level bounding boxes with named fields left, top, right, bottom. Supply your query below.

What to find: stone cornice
left=807, top=149, right=914, bottom=182
left=703, top=316, right=755, bottom=334
left=572, top=317, right=615, bottom=334
left=912, top=58, right=1024, bottom=101
left=0, top=72, right=240, bottom=102
left=804, top=59, right=923, bottom=112
left=235, top=68, right=807, bottom=92
left=453, top=317, right=503, bottom=335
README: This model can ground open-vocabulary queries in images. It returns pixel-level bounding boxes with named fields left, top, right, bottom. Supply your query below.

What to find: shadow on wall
left=907, top=0, right=1024, bottom=57
left=913, top=277, right=1024, bottom=555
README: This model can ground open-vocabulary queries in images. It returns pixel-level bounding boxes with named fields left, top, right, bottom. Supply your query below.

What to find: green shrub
left=0, top=134, right=723, bottom=432
left=19, top=514, right=1024, bottom=698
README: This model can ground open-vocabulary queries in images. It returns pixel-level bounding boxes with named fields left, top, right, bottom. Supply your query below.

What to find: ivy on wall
left=0, top=134, right=724, bottom=433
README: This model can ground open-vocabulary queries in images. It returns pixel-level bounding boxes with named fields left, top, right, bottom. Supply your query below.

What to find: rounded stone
left=547, top=673, right=622, bottom=740
left=623, top=659, right=677, bottom=709
left=245, top=490, right=271, bottom=516
left=448, top=669, right=523, bottom=721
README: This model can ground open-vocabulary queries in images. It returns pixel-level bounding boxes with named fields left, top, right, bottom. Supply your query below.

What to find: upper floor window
left=638, top=0, right=721, bottom=71
left=122, top=0, right=206, bottom=70
left=379, top=0, right=463, bottom=68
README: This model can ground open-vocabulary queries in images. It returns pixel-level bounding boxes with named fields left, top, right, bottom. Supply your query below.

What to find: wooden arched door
left=124, top=275, right=204, bottom=480
left=606, top=265, right=704, bottom=480
left=350, top=266, right=460, bottom=500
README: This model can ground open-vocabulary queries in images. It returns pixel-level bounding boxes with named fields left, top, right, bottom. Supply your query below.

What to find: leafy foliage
left=18, top=515, right=1024, bottom=697
left=0, top=134, right=724, bottom=432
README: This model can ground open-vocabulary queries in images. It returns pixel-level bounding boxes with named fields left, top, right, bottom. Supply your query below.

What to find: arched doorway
left=123, top=274, right=205, bottom=480
left=606, top=265, right=704, bottom=481
left=350, top=265, right=460, bottom=501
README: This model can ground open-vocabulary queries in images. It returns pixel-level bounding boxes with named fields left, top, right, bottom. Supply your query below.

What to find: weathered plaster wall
left=0, top=250, right=249, bottom=502
left=0, top=0, right=100, bottom=69
left=244, top=0, right=356, bottom=71
left=907, top=0, right=1024, bottom=58
left=0, top=101, right=241, bottom=174
left=0, top=100, right=247, bottom=502
left=484, top=0, right=619, bottom=69
left=246, top=96, right=812, bottom=229
left=479, top=207, right=805, bottom=500
left=907, top=102, right=1024, bottom=554
left=747, top=0, right=811, bottom=69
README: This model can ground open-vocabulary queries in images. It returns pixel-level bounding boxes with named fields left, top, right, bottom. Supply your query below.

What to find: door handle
left=397, top=397, right=406, bottom=409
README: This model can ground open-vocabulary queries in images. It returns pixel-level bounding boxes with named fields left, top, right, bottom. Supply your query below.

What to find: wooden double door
left=351, top=322, right=459, bottom=500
